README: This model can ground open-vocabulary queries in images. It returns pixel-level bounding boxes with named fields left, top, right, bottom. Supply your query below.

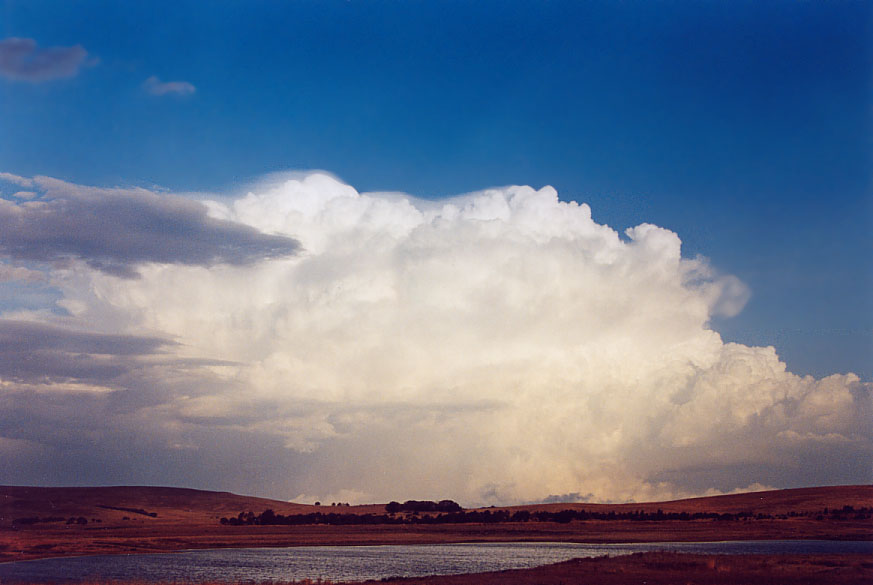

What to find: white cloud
left=0, top=172, right=34, bottom=187
left=143, top=75, right=196, bottom=96
left=2, top=173, right=870, bottom=504
left=0, top=263, right=46, bottom=283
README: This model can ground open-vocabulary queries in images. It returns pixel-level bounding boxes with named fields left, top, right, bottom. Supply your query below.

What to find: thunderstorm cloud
left=0, top=172, right=869, bottom=505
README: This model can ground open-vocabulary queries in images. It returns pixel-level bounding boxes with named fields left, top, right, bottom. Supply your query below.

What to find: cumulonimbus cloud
left=0, top=38, right=89, bottom=82
left=143, top=75, right=196, bottom=96
left=0, top=172, right=869, bottom=504
left=0, top=174, right=300, bottom=277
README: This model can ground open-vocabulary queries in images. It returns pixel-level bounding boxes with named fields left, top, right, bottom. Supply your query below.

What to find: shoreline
left=4, top=522, right=872, bottom=564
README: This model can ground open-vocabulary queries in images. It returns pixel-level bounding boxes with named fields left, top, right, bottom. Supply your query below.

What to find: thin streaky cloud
left=0, top=174, right=300, bottom=278
left=0, top=319, right=174, bottom=387
left=0, top=319, right=173, bottom=356
left=0, top=37, right=89, bottom=82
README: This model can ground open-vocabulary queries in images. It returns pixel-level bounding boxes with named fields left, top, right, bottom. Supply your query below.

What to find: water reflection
left=1, top=541, right=871, bottom=583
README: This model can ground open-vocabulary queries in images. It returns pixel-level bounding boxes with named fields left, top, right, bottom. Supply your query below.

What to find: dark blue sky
left=2, top=0, right=871, bottom=378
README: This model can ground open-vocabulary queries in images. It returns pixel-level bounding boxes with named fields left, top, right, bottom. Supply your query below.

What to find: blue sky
left=0, top=1, right=870, bottom=502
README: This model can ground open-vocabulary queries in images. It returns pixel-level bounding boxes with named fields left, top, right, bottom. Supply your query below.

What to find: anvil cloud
left=0, top=173, right=869, bottom=505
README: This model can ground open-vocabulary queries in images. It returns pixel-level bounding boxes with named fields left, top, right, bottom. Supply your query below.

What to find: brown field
left=1, top=484, right=871, bottom=581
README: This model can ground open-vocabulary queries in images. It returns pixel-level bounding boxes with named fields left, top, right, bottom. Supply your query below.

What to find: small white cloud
left=143, top=75, right=196, bottom=96
left=0, top=37, right=89, bottom=82
left=0, top=172, right=34, bottom=187
left=0, top=263, right=46, bottom=283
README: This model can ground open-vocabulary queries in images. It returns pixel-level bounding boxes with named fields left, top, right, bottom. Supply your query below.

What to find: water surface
left=1, top=540, right=870, bottom=583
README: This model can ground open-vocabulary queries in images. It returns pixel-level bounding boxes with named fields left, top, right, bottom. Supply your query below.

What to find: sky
left=0, top=1, right=870, bottom=505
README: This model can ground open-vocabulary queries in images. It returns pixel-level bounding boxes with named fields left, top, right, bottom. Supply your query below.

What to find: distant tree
left=511, top=510, right=531, bottom=522
left=259, top=509, right=276, bottom=524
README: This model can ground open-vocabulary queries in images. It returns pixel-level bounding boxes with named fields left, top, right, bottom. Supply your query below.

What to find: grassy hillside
left=0, top=485, right=323, bottom=527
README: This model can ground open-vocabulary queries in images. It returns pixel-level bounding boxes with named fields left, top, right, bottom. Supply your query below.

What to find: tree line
left=385, top=499, right=463, bottom=513
left=219, top=502, right=872, bottom=527
left=221, top=507, right=762, bottom=526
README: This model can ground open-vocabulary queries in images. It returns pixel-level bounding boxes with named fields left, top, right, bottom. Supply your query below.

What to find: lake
left=1, top=540, right=871, bottom=583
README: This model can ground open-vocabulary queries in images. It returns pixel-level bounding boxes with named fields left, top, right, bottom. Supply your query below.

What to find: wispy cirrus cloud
left=143, top=75, right=196, bottom=96
left=0, top=175, right=300, bottom=278
left=0, top=37, right=90, bottom=82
